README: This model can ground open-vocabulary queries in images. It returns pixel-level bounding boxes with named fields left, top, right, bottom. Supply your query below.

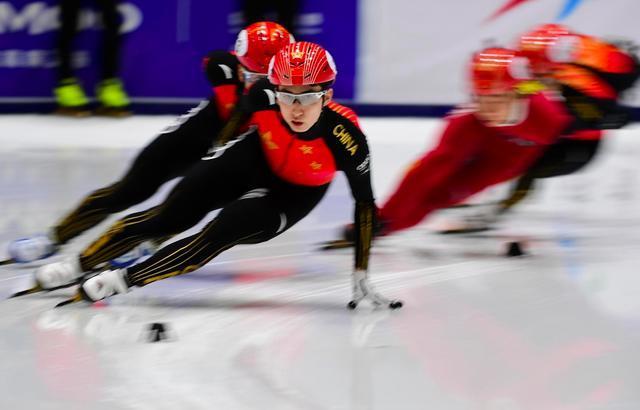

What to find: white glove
left=350, top=270, right=402, bottom=309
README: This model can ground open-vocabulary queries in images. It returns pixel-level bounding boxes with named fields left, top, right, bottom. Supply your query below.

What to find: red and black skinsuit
left=500, top=37, right=640, bottom=213
left=51, top=51, right=246, bottom=245
left=378, top=38, right=640, bottom=233
left=76, top=79, right=376, bottom=284
left=378, top=92, right=572, bottom=234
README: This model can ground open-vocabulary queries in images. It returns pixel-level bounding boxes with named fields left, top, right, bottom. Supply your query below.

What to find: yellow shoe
left=54, top=78, right=91, bottom=116
left=95, top=78, right=132, bottom=117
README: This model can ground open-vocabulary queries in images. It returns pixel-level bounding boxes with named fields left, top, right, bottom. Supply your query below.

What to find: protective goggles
left=275, top=90, right=328, bottom=106
left=241, top=68, right=267, bottom=84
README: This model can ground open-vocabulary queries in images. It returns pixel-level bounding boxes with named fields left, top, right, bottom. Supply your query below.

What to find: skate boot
left=80, top=269, right=130, bottom=302
left=109, top=241, right=157, bottom=268
left=35, top=257, right=85, bottom=290
left=8, top=234, right=58, bottom=263
left=54, top=78, right=91, bottom=117
left=95, top=78, right=131, bottom=117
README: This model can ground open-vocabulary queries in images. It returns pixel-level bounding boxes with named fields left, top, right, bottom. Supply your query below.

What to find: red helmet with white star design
left=268, top=42, right=338, bottom=86
left=234, top=21, right=294, bottom=74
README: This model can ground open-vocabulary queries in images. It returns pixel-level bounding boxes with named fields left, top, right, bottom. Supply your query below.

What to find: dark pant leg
left=127, top=181, right=328, bottom=287
left=242, top=0, right=267, bottom=24
left=243, top=0, right=298, bottom=34
left=95, top=0, right=121, bottom=79
left=78, top=130, right=263, bottom=270
left=53, top=101, right=220, bottom=244
left=500, top=139, right=602, bottom=212
left=531, top=139, right=601, bottom=178
left=274, top=0, right=298, bottom=34
left=58, top=0, right=82, bottom=80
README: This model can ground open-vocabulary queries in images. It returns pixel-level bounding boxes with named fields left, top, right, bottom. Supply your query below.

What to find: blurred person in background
left=55, top=0, right=130, bottom=116
left=242, top=0, right=299, bottom=36
left=7, top=22, right=293, bottom=268
left=443, top=24, right=640, bottom=233
left=324, top=47, right=574, bottom=247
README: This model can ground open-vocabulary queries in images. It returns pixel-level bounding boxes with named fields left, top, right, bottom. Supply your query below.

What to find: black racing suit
left=53, top=51, right=245, bottom=244
left=76, top=80, right=376, bottom=284
left=499, top=51, right=640, bottom=213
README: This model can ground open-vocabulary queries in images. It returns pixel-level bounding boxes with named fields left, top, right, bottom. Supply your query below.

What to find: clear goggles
left=241, top=68, right=267, bottom=85
left=275, top=90, right=328, bottom=106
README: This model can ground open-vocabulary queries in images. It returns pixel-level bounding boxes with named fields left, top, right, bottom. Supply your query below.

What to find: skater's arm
left=214, top=78, right=277, bottom=147
left=202, top=50, right=240, bottom=88
left=346, top=158, right=375, bottom=272
left=326, top=109, right=375, bottom=271
left=202, top=51, right=242, bottom=121
left=329, top=116, right=401, bottom=307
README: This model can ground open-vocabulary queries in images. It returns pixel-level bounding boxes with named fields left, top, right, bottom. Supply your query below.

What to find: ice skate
left=7, top=234, right=58, bottom=264
left=109, top=241, right=158, bottom=268
left=53, top=77, right=91, bottom=117
left=9, top=257, right=84, bottom=299
left=34, top=257, right=84, bottom=290
left=55, top=269, right=129, bottom=307
left=95, top=78, right=131, bottom=117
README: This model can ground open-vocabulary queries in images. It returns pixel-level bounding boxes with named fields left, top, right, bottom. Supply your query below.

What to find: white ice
left=1, top=114, right=640, bottom=410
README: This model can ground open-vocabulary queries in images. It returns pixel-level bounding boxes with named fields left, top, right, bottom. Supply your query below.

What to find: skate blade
left=54, top=107, right=92, bottom=117
left=437, top=226, right=493, bottom=235
left=54, top=293, right=84, bottom=308
left=9, top=284, right=43, bottom=298
left=0, top=258, right=15, bottom=266
left=319, top=239, right=354, bottom=250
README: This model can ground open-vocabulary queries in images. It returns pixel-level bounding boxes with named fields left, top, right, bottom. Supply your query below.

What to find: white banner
left=357, top=0, right=640, bottom=106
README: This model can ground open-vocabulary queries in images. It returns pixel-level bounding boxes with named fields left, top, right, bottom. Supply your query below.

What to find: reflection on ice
left=1, top=116, right=640, bottom=409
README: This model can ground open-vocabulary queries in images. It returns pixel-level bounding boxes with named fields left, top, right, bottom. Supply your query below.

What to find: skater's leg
left=79, top=183, right=328, bottom=300
left=34, top=133, right=263, bottom=289
left=53, top=101, right=221, bottom=244
left=78, top=152, right=260, bottom=271
left=381, top=157, right=528, bottom=234
left=498, top=138, right=602, bottom=214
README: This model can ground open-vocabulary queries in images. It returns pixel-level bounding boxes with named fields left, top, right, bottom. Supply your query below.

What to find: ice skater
left=7, top=22, right=294, bottom=267
left=19, top=42, right=401, bottom=309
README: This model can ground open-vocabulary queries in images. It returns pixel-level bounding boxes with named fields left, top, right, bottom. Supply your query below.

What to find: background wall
left=357, top=0, right=640, bottom=106
left=0, top=0, right=357, bottom=104
left=1, top=0, right=638, bottom=111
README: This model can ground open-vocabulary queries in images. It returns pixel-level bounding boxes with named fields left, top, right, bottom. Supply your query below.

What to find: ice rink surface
left=1, top=113, right=640, bottom=409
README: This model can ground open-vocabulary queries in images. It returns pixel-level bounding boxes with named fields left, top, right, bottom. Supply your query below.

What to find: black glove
left=202, top=50, right=240, bottom=87
left=239, top=78, right=277, bottom=113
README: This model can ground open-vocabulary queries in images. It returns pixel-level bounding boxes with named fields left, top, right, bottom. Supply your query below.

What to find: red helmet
left=234, top=21, right=294, bottom=74
left=268, top=42, right=338, bottom=86
left=471, top=47, right=531, bottom=95
left=517, top=23, right=573, bottom=74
